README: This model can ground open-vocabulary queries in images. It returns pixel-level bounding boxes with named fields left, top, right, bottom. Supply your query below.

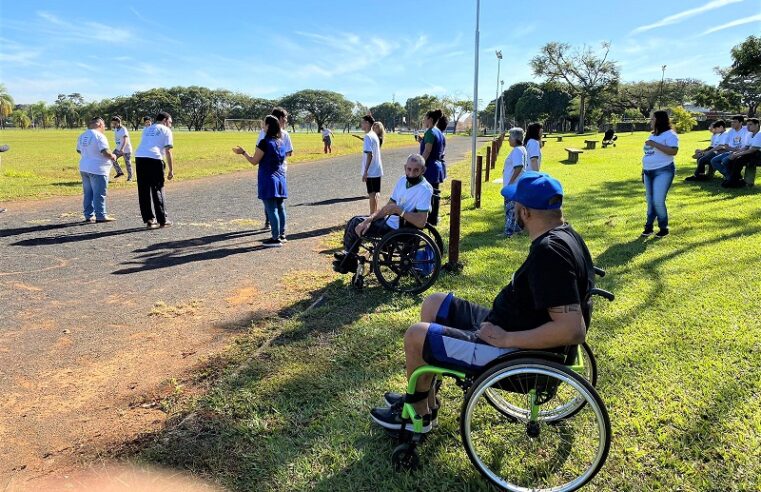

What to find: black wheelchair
left=389, top=266, right=615, bottom=492
left=335, top=222, right=445, bottom=295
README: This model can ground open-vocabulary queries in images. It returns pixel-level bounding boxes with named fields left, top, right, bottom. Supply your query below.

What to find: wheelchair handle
left=593, top=266, right=606, bottom=278
left=590, top=288, right=615, bottom=302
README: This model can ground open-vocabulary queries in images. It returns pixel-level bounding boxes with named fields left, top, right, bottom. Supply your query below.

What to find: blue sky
left=1, top=0, right=759, bottom=105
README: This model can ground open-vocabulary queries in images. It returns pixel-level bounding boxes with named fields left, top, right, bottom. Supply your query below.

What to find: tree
left=693, top=85, right=742, bottom=112
left=716, top=36, right=761, bottom=117
left=514, top=86, right=546, bottom=123
left=0, top=84, right=13, bottom=129
left=11, top=109, right=31, bottom=129
left=52, top=93, right=85, bottom=128
left=531, top=41, right=619, bottom=132
left=441, top=97, right=473, bottom=133
left=503, top=82, right=537, bottom=117
left=27, top=101, right=53, bottom=128
left=478, top=101, right=497, bottom=129
left=369, top=101, right=405, bottom=131
left=729, top=35, right=761, bottom=78
left=404, top=94, right=440, bottom=129
left=670, top=106, right=697, bottom=133
left=279, top=89, right=353, bottom=132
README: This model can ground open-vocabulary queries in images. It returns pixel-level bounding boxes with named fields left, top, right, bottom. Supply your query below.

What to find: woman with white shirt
left=500, top=127, right=528, bottom=237
left=641, top=110, right=679, bottom=238
left=322, top=126, right=334, bottom=154
left=524, top=122, right=543, bottom=171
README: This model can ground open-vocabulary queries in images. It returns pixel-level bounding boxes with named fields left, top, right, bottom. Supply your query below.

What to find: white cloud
left=630, top=0, right=744, bottom=34
left=35, top=11, right=132, bottom=43
left=700, top=13, right=761, bottom=35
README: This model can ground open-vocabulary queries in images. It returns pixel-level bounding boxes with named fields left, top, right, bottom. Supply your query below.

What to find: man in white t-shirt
left=77, top=117, right=118, bottom=222
left=360, top=115, right=383, bottom=214
left=686, top=120, right=726, bottom=181
left=134, top=111, right=175, bottom=228
left=110, top=116, right=133, bottom=181
left=256, top=107, right=293, bottom=229
left=710, top=115, right=750, bottom=178
left=724, top=117, right=761, bottom=188
left=333, top=154, right=432, bottom=274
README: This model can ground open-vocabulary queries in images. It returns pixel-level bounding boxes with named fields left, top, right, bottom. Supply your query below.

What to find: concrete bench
left=745, top=161, right=758, bottom=186
left=555, top=136, right=564, bottom=142
left=584, top=140, right=597, bottom=150
left=564, top=148, right=584, bottom=163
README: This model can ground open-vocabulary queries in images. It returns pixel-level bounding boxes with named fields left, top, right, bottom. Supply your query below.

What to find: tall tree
left=514, top=86, right=546, bottom=123
left=0, top=84, right=15, bottom=129
left=369, top=101, right=406, bottom=131
left=279, top=89, right=353, bottom=131
left=441, top=97, right=473, bottom=133
left=169, top=86, right=211, bottom=131
left=404, top=94, right=440, bottom=129
left=718, top=36, right=761, bottom=116
left=531, top=41, right=619, bottom=132
left=502, top=82, right=538, bottom=118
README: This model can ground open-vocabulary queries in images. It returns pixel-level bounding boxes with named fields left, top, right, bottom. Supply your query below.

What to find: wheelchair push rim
left=483, top=343, right=598, bottom=423
left=372, top=229, right=441, bottom=295
left=461, top=359, right=611, bottom=492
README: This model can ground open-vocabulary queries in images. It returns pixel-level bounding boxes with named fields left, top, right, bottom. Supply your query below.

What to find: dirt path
left=0, top=136, right=481, bottom=488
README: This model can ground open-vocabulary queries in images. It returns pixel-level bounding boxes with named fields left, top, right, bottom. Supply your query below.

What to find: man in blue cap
left=370, top=171, right=595, bottom=433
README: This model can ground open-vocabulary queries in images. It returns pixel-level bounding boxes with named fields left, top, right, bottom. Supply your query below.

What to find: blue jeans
left=643, top=164, right=674, bottom=230
left=710, top=152, right=732, bottom=177
left=262, top=198, right=286, bottom=240
left=81, top=171, right=109, bottom=219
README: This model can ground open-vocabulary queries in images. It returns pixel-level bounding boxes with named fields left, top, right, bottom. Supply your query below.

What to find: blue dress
left=420, top=127, right=445, bottom=185
left=256, top=137, right=287, bottom=200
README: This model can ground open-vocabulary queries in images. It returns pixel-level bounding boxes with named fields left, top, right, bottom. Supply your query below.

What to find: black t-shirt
left=485, top=224, right=594, bottom=332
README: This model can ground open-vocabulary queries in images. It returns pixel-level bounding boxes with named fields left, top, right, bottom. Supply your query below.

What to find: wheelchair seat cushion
left=422, top=323, right=517, bottom=373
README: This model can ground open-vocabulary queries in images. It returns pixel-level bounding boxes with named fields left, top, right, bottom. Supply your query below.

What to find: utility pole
left=499, top=79, right=504, bottom=133
left=494, top=50, right=502, bottom=135
left=471, top=0, right=480, bottom=197
left=658, top=65, right=667, bottom=109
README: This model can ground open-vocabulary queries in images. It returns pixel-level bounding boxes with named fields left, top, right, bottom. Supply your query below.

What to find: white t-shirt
left=748, top=131, right=761, bottom=149
left=135, top=124, right=173, bottom=159
left=113, top=126, right=132, bottom=153
left=386, top=176, right=434, bottom=229
left=77, top=129, right=112, bottom=176
left=503, top=146, right=528, bottom=185
left=642, top=130, right=679, bottom=171
left=362, top=131, right=383, bottom=177
left=525, top=139, right=542, bottom=171
left=725, top=127, right=750, bottom=150
left=710, top=131, right=725, bottom=148
left=322, top=129, right=332, bottom=138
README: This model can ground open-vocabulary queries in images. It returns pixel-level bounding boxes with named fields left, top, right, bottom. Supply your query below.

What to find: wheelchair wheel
left=484, top=343, right=597, bottom=422
left=461, top=358, right=610, bottom=492
left=372, top=229, right=441, bottom=295
left=424, top=224, right=445, bottom=257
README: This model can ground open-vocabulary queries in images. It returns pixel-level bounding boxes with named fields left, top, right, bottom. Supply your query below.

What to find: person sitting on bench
left=333, top=154, right=433, bottom=274
left=685, top=120, right=726, bottom=181
left=723, top=118, right=761, bottom=188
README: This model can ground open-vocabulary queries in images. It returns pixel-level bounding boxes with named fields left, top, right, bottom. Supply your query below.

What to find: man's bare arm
left=477, top=304, right=586, bottom=349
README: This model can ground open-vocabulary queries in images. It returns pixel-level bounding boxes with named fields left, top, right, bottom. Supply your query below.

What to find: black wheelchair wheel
left=484, top=342, right=597, bottom=422
left=461, top=358, right=611, bottom=492
left=372, top=229, right=441, bottom=295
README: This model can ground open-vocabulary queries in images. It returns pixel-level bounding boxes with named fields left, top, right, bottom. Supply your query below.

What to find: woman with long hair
left=372, top=121, right=386, bottom=148
left=501, top=127, right=528, bottom=237
left=420, top=109, right=445, bottom=225
left=233, top=115, right=288, bottom=247
left=641, top=110, right=678, bottom=238
left=524, top=122, right=543, bottom=171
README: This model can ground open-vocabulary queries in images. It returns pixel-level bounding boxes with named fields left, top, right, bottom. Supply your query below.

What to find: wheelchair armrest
left=593, top=266, right=606, bottom=277
left=590, top=288, right=614, bottom=302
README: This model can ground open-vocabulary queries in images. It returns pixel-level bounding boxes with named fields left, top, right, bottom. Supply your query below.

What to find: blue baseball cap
left=501, top=171, right=564, bottom=210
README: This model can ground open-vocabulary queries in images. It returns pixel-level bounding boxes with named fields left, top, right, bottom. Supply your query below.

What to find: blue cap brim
left=501, top=183, right=517, bottom=200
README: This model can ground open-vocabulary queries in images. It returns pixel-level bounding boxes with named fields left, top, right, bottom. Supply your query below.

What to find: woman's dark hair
left=652, top=110, right=671, bottom=135
left=426, top=109, right=443, bottom=124
left=731, top=114, right=745, bottom=124
left=525, top=122, right=543, bottom=142
left=748, top=117, right=760, bottom=126
left=143, top=116, right=152, bottom=122
left=111, top=116, right=121, bottom=123
left=264, top=115, right=282, bottom=139
left=436, top=115, right=448, bottom=132
left=362, top=115, right=375, bottom=125
left=712, top=119, right=726, bottom=129
left=155, top=111, right=171, bottom=123
left=272, top=107, right=288, bottom=120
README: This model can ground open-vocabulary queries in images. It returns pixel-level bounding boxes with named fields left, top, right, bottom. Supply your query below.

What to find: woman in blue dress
left=233, top=115, right=288, bottom=247
left=420, top=109, right=446, bottom=225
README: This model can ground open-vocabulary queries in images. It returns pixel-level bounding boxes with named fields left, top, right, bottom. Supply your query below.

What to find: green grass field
left=0, top=130, right=416, bottom=201
left=132, top=129, right=761, bottom=491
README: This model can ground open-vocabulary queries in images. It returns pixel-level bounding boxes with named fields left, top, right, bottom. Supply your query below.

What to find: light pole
left=499, top=79, right=504, bottom=133
left=471, top=0, right=480, bottom=197
left=494, top=50, right=502, bottom=135
left=658, top=65, right=667, bottom=109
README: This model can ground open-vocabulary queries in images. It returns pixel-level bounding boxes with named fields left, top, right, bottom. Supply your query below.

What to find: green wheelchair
left=389, top=267, right=614, bottom=492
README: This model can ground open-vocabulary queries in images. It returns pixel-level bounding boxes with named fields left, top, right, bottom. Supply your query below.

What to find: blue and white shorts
left=422, top=293, right=516, bottom=372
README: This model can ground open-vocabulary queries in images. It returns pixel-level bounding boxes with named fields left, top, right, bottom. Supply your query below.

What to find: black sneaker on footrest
left=370, top=405, right=432, bottom=433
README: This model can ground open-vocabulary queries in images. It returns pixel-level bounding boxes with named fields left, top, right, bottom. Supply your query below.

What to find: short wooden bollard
left=485, top=147, right=492, bottom=181
left=485, top=151, right=491, bottom=182
left=475, top=156, right=483, bottom=209
left=445, top=179, right=463, bottom=272
left=491, top=141, right=497, bottom=170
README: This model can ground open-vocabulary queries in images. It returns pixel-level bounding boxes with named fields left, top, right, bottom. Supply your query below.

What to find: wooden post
left=475, top=156, right=483, bottom=209
left=445, top=179, right=463, bottom=272
left=491, top=140, right=497, bottom=170
left=485, top=149, right=491, bottom=182
left=485, top=146, right=491, bottom=181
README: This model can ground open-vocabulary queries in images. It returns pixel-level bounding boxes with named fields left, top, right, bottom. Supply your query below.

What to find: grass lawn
left=133, top=130, right=761, bottom=491
left=0, top=130, right=418, bottom=201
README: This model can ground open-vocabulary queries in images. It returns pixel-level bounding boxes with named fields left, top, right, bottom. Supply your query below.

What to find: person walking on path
left=77, top=117, right=117, bottom=223
left=420, top=109, right=445, bottom=225
left=641, top=110, right=678, bottom=239
left=322, top=126, right=334, bottom=154
left=234, top=115, right=288, bottom=248
left=525, top=122, right=543, bottom=171
left=110, top=116, right=133, bottom=181
left=135, top=111, right=174, bottom=229
left=258, top=107, right=293, bottom=230
left=501, top=127, right=529, bottom=237
left=360, top=115, right=383, bottom=214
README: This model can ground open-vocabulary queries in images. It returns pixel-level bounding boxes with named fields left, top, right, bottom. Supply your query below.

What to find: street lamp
left=471, top=0, right=480, bottom=197
left=494, top=50, right=502, bottom=135
left=499, top=79, right=504, bottom=133
left=658, top=65, right=667, bottom=109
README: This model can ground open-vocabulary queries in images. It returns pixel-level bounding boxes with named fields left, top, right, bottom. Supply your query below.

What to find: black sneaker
left=279, top=235, right=287, bottom=243
left=655, top=228, right=669, bottom=239
left=641, top=227, right=654, bottom=237
left=684, top=175, right=701, bottom=182
left=114, top=172, right=124, bottom=179
left=262, top=238, right=283, bottom=248
left=370, top=405, right=431, bottom=433
left=384, top=392, right=440, bottom=426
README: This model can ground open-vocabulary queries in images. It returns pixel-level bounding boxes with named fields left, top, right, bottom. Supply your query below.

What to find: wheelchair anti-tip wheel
left=484, top=342, right=598, bottom=422
left=461, top=358, right=611, bottom=492
left=391, top=443, right=420, bottom=471
left=372, top=229, right=441, bottom=295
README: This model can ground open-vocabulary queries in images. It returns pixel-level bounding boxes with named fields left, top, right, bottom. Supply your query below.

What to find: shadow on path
left=11, top=227, right=147, bottom=246
left=0, top=221, right=89, bottom=239
left=293, top=196, right=367, bottom=207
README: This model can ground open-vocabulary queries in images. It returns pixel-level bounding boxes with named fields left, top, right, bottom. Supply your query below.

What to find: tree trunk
left=578, top=94, right=586, bottom=134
